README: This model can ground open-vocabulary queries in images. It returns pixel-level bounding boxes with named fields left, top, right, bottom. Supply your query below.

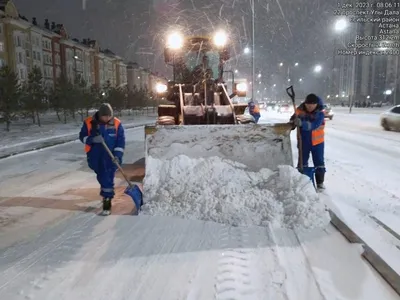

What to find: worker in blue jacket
left=291, top=94, right=326, bottom=189
left=248, top=100, right=261, bottom=123
left=79, top=103, right=125, bottom=213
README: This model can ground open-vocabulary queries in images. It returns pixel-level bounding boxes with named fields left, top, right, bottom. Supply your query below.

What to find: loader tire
left=157, top=115, right=176, bottom=125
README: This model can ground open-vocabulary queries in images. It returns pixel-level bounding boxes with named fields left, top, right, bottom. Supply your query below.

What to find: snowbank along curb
left=0, top=121, right=155, bottom=159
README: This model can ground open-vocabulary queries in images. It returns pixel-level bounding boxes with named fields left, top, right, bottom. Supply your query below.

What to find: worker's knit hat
left=98, top=103, right=113, bottom=117
left=305, top=94, right=318, bottom=104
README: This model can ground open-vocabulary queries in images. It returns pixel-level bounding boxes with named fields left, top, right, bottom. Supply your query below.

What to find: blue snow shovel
left=286, top=85, right=316, bottom=188
left=101, top=139, right=143, bottom=214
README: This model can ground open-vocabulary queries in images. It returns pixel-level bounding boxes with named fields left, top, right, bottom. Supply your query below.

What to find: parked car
left=322, top=104, right=334, bottom=120
left=278, top=104, right=294, bottom=114
left=380, top=105, right=400, bottom=131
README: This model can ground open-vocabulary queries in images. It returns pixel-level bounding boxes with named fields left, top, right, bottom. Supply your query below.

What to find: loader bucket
left=144, top=124, right=294, bottom=172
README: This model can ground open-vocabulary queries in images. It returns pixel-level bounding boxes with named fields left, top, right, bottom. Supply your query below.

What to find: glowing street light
left=213, top=30, right=228, bottom=47
left=299, top=78, right=302, bottom=82
left=334, top=18, right=348, bottom=32
left=279, top=62, right=283, bottom=67
left=234, top=69, right=238, bottom=73
left=314, top=65, right=322, bottom=73
left=166, top=32, right=184, bottom=49
left=384, top=89, right=392, bottom=95
left=294, top=62, right=298, bottom=66
left=244, top=47, right=250, bottom=54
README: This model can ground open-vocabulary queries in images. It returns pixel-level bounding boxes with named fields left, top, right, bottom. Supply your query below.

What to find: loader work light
left=166, top=32, right=183, bottom=49
left=236, top=82, right=247, bottom=92
left=213, top=30, right=228, bottom=47
left=155, top=82, right=168, bottom=94
left=234, top=82, right=247, bottom=97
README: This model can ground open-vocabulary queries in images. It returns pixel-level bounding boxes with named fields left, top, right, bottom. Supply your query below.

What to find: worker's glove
left=91, top=135, right=104, bottom=144
left=113, top=152, right=123, bottom=165
left=292, top=117, right=302, bottom=127
left=85, top=134, right=103, bottom=145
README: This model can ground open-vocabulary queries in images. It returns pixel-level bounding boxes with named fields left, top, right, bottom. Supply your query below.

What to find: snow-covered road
left=0, top=213, right=397, bottom=299
left=1, top=110, right=400, bottom=299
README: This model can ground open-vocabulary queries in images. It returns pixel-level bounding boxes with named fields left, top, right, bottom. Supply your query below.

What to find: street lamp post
left=251, top=0, right=255, bottom=100
left=349, top=21, right=359, bottom=113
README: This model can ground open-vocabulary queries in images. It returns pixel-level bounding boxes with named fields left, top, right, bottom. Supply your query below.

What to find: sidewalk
left=0, top=112, right=156, bottom=159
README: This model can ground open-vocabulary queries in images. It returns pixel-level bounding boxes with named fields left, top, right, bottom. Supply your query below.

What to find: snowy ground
left=0, top=107, right=400, bottom=299
left=0, top=109, right=157, bottom=158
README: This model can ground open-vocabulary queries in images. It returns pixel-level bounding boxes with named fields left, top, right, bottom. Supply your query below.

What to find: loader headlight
left=236, top=82, right=247, bottom=92
left=155, top=83, right=168, bottom=94
left=213, top=30, right=228, bottom=47
left=166, top=32, right=183, bottom=49
left=234, top=82, right=247, bottom=97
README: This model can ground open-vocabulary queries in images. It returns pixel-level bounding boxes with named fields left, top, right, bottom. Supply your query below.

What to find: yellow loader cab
left=154, top=32, right=249, bottom=125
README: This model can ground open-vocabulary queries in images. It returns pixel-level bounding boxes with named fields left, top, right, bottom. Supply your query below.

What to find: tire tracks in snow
left=214, top=225, right=289, bottom=300
left=214, top=226, right=253, bottom=299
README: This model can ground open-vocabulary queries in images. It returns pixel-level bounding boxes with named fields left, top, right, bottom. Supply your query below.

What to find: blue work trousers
left=96, top=168, right=116, bottom=199
left=300, top=142, right=326, bottom=175
left=251, top=113, right=261, bottom=123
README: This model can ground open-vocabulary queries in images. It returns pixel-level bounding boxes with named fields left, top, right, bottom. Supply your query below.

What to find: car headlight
left=155, top=83, right=168, bottom=94
left=213, top=30, right=228, bottom=47
left=166, top=32, right=183, bottom=49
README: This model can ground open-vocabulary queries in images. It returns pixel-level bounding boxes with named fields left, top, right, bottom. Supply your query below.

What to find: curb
left=0, top=121, right=154, bottom=160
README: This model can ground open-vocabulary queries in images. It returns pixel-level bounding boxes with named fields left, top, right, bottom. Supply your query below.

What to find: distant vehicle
left=322, top=104, right=334, bottom=120
left=266, top=103, right=277, bottom=112
left=371, top=102, right=383, bottom=107
left=278, top=104, right=294, bottom=114
left=380, top=105, right=400, bottom=131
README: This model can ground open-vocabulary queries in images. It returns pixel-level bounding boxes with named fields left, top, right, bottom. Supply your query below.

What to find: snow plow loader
left=123, top=31, right=294, bottom=211
left=144, top=31, right=294, bottom=172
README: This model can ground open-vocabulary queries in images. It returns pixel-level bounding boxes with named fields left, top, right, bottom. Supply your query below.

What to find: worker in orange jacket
left=79, top=103, right=125, bottom=214
left=248, top=100, right=261, bottom=123
left=291, top=94, right=326, bottom=189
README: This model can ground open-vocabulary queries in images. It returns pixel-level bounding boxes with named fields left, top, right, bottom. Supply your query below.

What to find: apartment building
left=331, top=0, right=400, bottom=105
left=116, top=58, right=127, bottom=87
left=126, top=62, right=167, bottom=92
left=0, top=0, right=129, bottom=90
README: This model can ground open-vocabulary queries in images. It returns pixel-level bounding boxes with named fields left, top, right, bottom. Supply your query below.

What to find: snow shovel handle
left=286, top=85, right=303, bottom=172
left=100, top=140, right=134, bottom=188
left=286, top=85, right=296, bottom=112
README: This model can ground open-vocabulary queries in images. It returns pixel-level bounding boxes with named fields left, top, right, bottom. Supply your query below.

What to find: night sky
left=14, top=0, right=338, bottom=93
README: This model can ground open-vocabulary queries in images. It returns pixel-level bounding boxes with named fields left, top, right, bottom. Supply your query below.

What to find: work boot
left=315, top=172, right=325, bottom=190
left=102, top=198, right=112, bottom=214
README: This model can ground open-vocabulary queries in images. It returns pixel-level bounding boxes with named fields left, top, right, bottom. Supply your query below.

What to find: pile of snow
left=142, top=155, right=329, bottom=229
